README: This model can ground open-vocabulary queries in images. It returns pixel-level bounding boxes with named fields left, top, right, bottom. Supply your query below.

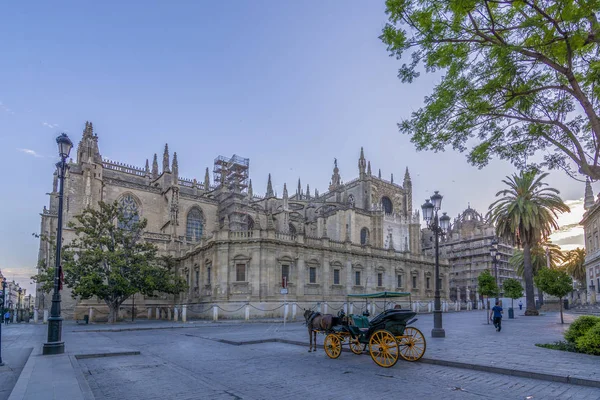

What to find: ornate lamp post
left=490, top=239, right=500, bottom=303
left=43, top=133, right=72, bottom=355
left=421, top=191, right=451, bottom=338
left=0, top=278, right=6, bottom=366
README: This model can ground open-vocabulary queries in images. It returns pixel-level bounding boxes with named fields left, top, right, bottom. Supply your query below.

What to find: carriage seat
left=351, top=315, right=370, bottom=332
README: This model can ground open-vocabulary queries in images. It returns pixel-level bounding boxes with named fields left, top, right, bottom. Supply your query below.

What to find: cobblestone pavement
left=78, top=332, right=600, bottom=400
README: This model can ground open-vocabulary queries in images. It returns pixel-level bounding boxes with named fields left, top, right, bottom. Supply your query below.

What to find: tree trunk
left=107, top=302, right=120, bottom=324
left=486, top=296, right=490, bottom=324
left=559, top=297, right=564, bottom=324
left=523, top=244, right=539, bottom=316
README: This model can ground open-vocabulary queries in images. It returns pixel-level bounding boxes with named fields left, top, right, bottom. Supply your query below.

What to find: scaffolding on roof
left=213, top=154, right=250, bottom=192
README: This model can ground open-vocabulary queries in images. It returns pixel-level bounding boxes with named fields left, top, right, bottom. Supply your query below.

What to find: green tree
left=534, top=267, right=573, bottom=324
left=509, top=241, right=564, bottom=306
left=488, top=170, right=569, bottom=316
left=478, top=269, right=498, bottom=324
left=35, top=201, right=186, bottom=323
left=502, top=278, right=524, bottom=311
left=380, top=1, right=600, bottom=180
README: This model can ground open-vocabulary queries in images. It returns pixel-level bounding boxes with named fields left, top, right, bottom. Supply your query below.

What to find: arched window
left=288, top=223, right=297, bottom=235
left=360, top=227, right=369, bottom=245
left=186, top=207, right=204, bottom=242
left=117, top=194, right=140, bottom=230
left=381, top=196, right=393, bottom=214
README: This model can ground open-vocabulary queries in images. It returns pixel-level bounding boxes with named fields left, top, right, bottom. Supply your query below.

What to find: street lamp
left=17, top=288, right=22, bottom=322
left=43, top=133, right=72, bottom=355
left=421, top=191, right=451, bottom=338
left=0, top=278, right=6, bottom=366
left=490, top=239, right=500, bottom=303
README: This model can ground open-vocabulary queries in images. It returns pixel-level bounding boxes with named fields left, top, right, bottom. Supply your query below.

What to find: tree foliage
left=534, top=267, right=573, bottom=323
left=488, top=170, right=569, bottom=316
left=38, top=201, right=186, bottom=323
left=509, top=241, right=564, bottom=277
left=503, top=278, right=524, bottom=300
left=562, top=247, right=587, bottom=283
left=478, top=269, right=499, bottom=297
left=381, top=0, right=600, bottom=180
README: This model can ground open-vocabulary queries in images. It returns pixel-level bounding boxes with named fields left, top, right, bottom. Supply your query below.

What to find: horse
left=303, top=309, right=334, bottom=352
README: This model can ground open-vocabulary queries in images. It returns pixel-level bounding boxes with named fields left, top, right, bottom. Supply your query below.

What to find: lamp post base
left=42, top=341, right=64, bottom=355
left=431, top=310, right=445, bottom=338
left=431, top=328, right=446, bottom=338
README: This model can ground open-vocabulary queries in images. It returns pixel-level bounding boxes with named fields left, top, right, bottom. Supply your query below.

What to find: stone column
left=43, top=309, right=48, bottom=323
left=156, top=307, right=160, bottom=319
left=323, top=302, right=328, bottom=315
left=284, top=302, right=289, bottom=322
left=89, top=307, right=94, bottom=322
left=34, top=309, right=38, bottom=323
left=147, top=308, right=152, bottom=320
left=213, top=305, right=218, bottom=321
left=182, top=305, right=187, bottom=322
left=173, top=307, right=178, bottom=322
left=349, top=302, right=354, bottom=315
left=245, top=304, right=250, bottom=321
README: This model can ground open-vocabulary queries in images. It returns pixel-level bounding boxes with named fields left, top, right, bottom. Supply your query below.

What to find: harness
left=305, top=311, right=321, bottom=326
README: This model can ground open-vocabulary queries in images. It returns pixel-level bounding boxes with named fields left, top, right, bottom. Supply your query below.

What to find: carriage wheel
left=369, top=330, right=399, bottom=368
left=398, top=327, right=426, bottom=362
left=324, top=334, right=342, bottom=359
left=349, top=337, right=366, bottom=355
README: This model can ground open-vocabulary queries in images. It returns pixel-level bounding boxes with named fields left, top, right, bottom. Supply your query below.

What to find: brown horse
left=303, top=309, right=334, bottom=352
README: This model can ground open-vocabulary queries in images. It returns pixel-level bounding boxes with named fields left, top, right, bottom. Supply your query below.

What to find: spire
left=306, top=184, right=310, bottom=200
left=297, top=178, right=302, bottom=199
left=145, top=159, right=150, bottom=176
left=283, top=183, right=288, bottom=199
left=76, top=120, right=101, bottom=164
left=367, top=161, right=372, bottom=176
left=358, top=147, right=366, bottom=179
left=315, top=188, right=319, bottom=198
left=204, top=167, right=210, bottom=190
left=378, top=169, right=381, bottom=179
left=329, top=158, right=341, bottom=191
left=404, top=167, right=411, bottom=184
left=152, top=154, right=158, bottom=179
left=391, top=173, right=394, bottom=184
left=266, top=173, right=274, bottom=197
left=162, top=144, right=170, bottom=173
left=248, top=179, right=253, bottom=198
left=172, top=152, right=178, bottom=181
left=585, top=178, right=595, bottom=210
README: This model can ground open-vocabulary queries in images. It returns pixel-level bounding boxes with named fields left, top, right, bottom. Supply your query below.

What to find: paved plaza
left=3, top=310, right=600, bottom=399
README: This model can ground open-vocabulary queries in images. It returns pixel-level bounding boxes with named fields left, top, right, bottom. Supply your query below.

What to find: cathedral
left=37, top=122, right=448, bottom=320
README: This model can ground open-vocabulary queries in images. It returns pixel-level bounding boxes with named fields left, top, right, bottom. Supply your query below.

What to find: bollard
left=182, top=305, right=187, bottom=322
left=292, top=303, right=297, bottom=320
left=323, top=302, right=328, bottom=315
left=350, top=302, right=354, bottom=315
left=317, top=302, right=321, bottom=313
left=173, top=308, right=178, bottom=322
left=34, top=309, right=38, bottom=323
left=245, top=304, right=250, bottom=321
left=156, top=307, right=160, bottom=319
left=427, top=302, right=432, bottom=313
left=147, top=308, right=152, bottom=320
left=284, top=302, right=289, bottom=322
left=343, top=302, right=348, bottom=315
left=213, top=305, right=218, bottom=321
left=43, top=309, right=48, bottom=323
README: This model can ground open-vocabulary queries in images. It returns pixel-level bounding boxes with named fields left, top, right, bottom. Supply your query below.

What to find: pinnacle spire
left=391, top=173, right=394, bottom=184
left=297, top=178, right=302, bottom=199
left=367, top=161, right=371, bottom=176
left=172, top=152, right=178, bottom=180
left=306, top=184, right=310, bottom=200
left=358, top=147, right=366, bottom=178
left=145, top=159, right=150, bottom=176
left=204, top=167, right=210, bottom=190
left=163, top=144, right=170, bottom=173
left=329, top=158, right=341, bottom=191
left=266, top=173, right=274, bottom=197
left=152, top=154, right=159, bottom=179
left=585, top=178, right=595, bottom=210
left=378, top=169, right=381, bottom=179
left=248, top=179, right=253, bottom=198
left=283, top=183, right=288, bottom=199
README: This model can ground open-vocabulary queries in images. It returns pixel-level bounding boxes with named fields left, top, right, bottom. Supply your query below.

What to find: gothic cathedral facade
left=37, top=122, right=449, bottom=320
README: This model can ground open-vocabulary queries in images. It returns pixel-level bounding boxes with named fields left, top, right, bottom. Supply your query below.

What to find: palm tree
left=488, top=170, right=570, bottom=316
left=562, top=248, right=586, bottom=283
left=509, top=241, right=564, bottom=306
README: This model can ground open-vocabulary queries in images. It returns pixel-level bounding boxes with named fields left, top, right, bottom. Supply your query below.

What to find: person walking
left=4, top=311, right=10, bottom=325
left=518, top=300, right=523, bottom=311
left=490, top=301, right=503, bottom=332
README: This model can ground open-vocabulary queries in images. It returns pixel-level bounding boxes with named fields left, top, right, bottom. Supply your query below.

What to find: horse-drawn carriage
left=304, top=292, right=426, bottom=368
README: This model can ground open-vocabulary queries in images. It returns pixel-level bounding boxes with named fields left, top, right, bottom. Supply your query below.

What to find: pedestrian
left=4, top=311, right=10, bottom=325
left=489, top=301, right=503, bottom=332
left=518, top=300, right=523, bottom=310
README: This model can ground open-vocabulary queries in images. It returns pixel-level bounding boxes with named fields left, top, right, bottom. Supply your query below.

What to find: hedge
left=564, top=315, right=600, bottom=344
left=576, top=322, right=600, bottom=356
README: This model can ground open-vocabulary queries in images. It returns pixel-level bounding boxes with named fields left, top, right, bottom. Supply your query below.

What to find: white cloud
left=17, top=148, right=43, bottom=158
left=42, top=122, right=59, bottom=129
left=550, top=198, right=585, bottom=251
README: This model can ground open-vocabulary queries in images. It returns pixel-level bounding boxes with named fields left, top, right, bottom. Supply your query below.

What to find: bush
left=564, top=315, right=600, bottom=344
left=576, top=322, right=600, bottom=355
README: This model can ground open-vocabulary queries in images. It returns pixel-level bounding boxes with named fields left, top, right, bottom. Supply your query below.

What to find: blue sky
left=0, top=1, right=587, bottom=293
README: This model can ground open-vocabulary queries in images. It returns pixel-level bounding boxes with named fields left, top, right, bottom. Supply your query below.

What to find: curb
left=74, top=351, right=141, bottom=360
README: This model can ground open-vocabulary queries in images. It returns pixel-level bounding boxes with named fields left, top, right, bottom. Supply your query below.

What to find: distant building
left=422, top=206, right=519, bottom=304
left=581, top=179, right=600, bottom=304
left=36, top=122, right=448, bottom=320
